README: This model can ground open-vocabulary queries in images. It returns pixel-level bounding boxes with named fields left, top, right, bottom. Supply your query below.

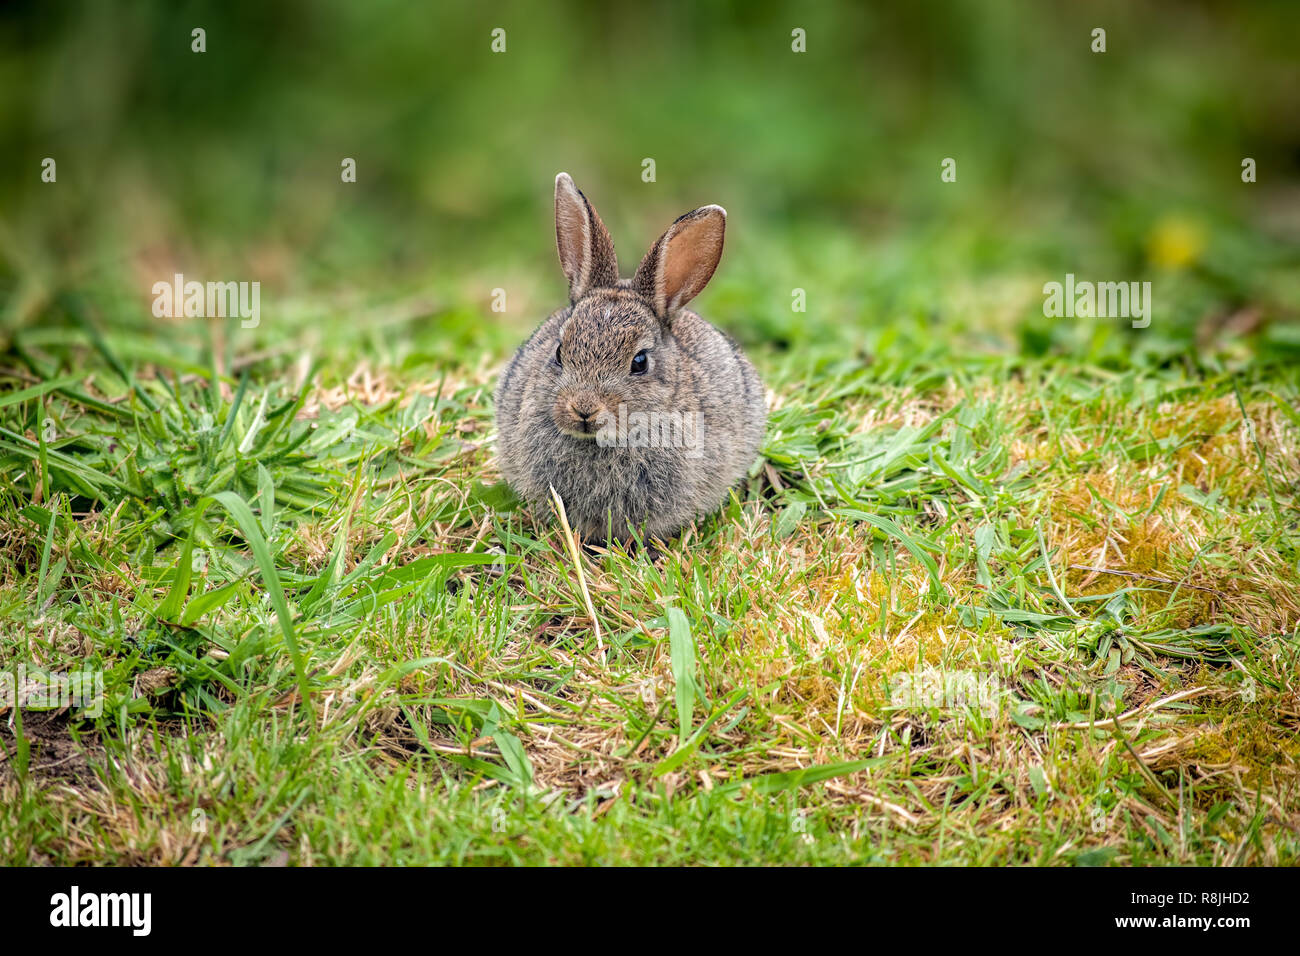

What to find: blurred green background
left=1, top=0, right=1297, bottom=373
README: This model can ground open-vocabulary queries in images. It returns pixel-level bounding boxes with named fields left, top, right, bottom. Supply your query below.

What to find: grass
left=0, top=217, right=1298, bottom=867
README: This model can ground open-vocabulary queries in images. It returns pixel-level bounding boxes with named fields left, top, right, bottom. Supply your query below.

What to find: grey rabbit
left=494, top=172, right=766, bottom=545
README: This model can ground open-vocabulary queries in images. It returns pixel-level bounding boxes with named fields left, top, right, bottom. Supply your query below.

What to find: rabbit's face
left=547, top=290, right=672, bottom=440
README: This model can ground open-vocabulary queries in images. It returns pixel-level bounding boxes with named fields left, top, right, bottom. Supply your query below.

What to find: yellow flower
left=1147, top=216, right=1208, bottom=269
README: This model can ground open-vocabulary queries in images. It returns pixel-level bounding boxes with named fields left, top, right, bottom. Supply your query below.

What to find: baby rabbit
left=495, top=173, right=766, bottom=545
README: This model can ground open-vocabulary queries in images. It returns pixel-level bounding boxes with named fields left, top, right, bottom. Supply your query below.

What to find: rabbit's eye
left=554, top=344, right=562, bottom=367
left=630, top=350, right=649, bottom=376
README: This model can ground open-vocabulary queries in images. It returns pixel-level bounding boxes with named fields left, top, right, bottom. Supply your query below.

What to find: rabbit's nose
left=569, top=401, right=598, bottom=421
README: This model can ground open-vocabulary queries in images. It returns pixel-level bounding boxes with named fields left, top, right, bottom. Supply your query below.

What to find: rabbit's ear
left=555, top=173, right=618, bottom=301
left=632, top=205, right=726, bottom=320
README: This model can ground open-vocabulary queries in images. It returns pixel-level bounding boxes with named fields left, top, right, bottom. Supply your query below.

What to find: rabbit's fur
left=495, top=173, right=766, bottom=545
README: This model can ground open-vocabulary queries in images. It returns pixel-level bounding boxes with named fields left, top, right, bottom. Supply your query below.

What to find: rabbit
left=494, top=172, right=766, bottom=546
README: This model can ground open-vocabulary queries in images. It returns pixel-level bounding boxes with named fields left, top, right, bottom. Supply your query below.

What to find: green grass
left=1, top=219, right=1297, bottom=866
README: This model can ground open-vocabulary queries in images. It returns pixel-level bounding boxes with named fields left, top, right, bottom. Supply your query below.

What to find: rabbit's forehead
left=561, top=294, right=659, bottom=360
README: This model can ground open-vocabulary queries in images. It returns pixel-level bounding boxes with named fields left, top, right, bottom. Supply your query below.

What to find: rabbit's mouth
left=558, top=424, right=599, bottom=440
left=555, top=411, right=602, bottom=439
left=553, top=396, right=611, bottom=439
